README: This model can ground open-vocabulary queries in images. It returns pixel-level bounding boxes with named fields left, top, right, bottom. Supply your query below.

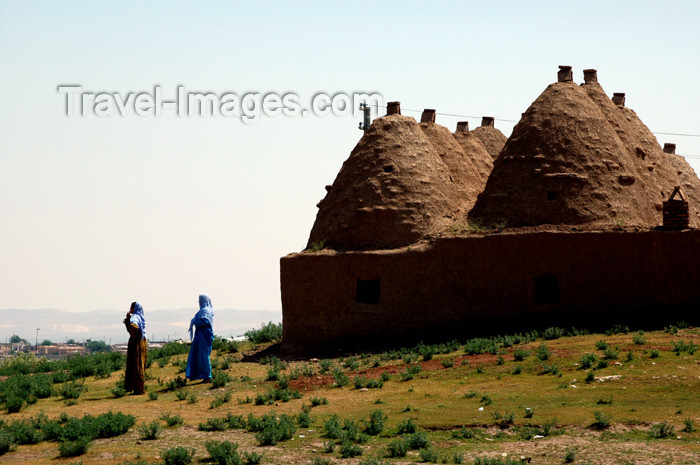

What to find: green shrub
left=318, top=359, right=333, bottom=374
left=310, top=396, right=328, bottom=407
left=406, top=431, right=430, bottom=450
left=512, top=365, right=522, bottom=375
left=649, top=421, right=675, bottom=439
left=650, top=349, right=660, bottom=359
left=671, top=339, right=699, bottom=355
left=419, top=447, right=439, bottom=463
left=148, top=391, right=159, bottom=401
left=632, top=330, right=646, bottom=345
left=441, top=358, right=454, bottom=368
left=564, top=449, right=577, bottom=463
left=160, top=413, right=184, bottom=427
left=0, top=428, right=14, bottom=455
left=682, top=418, right=695, bottom=433
left=524, top=407, right=534, bottom=419
left=324, top=415, right=343, bottom=439
left=585, top=371, right=596, bottom=383
left=111, top=381, right=127, bottom=398
left=543, top=327, right=565, bottom=340
left=210, top=391, right=232, bottom=409
left=512, top=348, right=529, bottom=361
left=579, top=353, right=597, bottom=369
left=540, top=363, right=560, bottom=375
left=452, top=426, right=480, bottom=439
left=212, top=337, right=240, bottom=354
left=199, top=417, right=228, bottom=432
left=396, top=419, right=417, bottom=435
left=386, top=438, right=408, bottom=457
left=59, top=380, right=86, bottom=400
left=452, top=452, right=465, bottom=464
left=254, top=413, right=295, bottom=446
left=243, top=451, right=263, bottom=465
left=332, top=368, right=349, bottom=387
left=245, top=322, right=283, bottom=343
left=605, top=324, right=629, bottom=335
left=339, top=440, right=362, bottom=458
left=595, top=339, right=609, bottom=351
left=205, top=440, right=242, bottom=465
left=212, top=370, right=232, bottom=388
left=603, top=347, right=619, bottom=360
left=536, top=343, right=551, bottom=361
left=400, top=364, right=422, bottom=381
left=596, top=360, right=608, bottom=369
left=162, top=446, right=196, bottom=465
left=297, top=408, right=312, bottom=428
left=592, top=411, right=612, bottom=429
left=364, top=410, right=386, bottom=436
left=480, top=394, right=493, bottom=405
left=5, top=395, right=24, bottom=413
left=138, top=420, right=162, bottom=440
left=175, top=389, right=189, bottom=401
left=58, top=438, right=91, bottom=457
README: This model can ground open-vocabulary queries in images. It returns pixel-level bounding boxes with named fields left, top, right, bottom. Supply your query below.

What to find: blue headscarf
left=189, top=294, right=214, bottom=341
left=130, top=301, right=147, bottom=340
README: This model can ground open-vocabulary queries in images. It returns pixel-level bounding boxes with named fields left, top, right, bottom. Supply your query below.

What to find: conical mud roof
left=470, top=118, right=508, bottom=160
left=451, top=124, right=494, bottom=189
left=470, top=74, right=658, bottom=227
left=582, top=80, right=700, bottom=227
left=419, top=121, right=484, bottom=212
left=307, top=114, right=466, bottom=249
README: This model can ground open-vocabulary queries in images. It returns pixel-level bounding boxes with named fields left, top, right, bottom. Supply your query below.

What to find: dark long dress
left=124, top=321, right=147, bottom=394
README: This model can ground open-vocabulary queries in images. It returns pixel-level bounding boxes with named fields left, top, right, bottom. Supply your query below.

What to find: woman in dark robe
left=123, top=301, right=148, bottom=394
left=186, top=294, right=215, bottom=382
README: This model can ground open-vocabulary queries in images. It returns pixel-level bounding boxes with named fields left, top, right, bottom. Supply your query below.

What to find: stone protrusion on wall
left=558, top=65, right=573, bottom=82
left=663, top=143, right=677, bottom=154
left=481, top=116, right=495, bottom=127
left=420, top=109, right=436, bottom=123
left=583, top=69, right=598, bottom=83
left=386, top=101, right=401, bottom=115
left=663, top=186, right=689, bottom=229
left=456, top=121, right=469, bottom=132
left=612, top=93, right=626, bottom=107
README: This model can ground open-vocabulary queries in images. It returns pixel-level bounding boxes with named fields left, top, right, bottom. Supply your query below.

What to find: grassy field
left=0, top=325, right=698, bottom=465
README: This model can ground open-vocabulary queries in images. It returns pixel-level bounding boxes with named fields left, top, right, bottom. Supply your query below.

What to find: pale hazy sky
left=1, top=1, right=699, bottom=314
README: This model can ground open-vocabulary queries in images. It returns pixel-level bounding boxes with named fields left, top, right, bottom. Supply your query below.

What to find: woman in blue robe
left=186, top=294, right=215, bottom=382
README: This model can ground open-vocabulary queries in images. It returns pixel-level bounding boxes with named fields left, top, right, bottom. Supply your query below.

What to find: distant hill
left=0, top=308, right=282, bottom=345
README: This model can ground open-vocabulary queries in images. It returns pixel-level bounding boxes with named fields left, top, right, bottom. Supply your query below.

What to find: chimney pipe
left=557, top=65, right=573, bottom=82
left=583, top=68, right=598, bottom=83
left=420, top=109, right=436, bottom=123
left=456, top=121, right=469, bottom=132
left=386, top=101, right=401, bottom=115
left=612, top=93, right=626, bottom=106
left=663, top=143, right=676, bottom=154
left=481, top=116, right=495, bottom=127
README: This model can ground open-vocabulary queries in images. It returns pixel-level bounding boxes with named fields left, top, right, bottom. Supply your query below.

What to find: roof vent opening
left=481, top=116, right=495, bottom=127
left=557, top=65, right=573, bottom=82
left=612, top=93, right=626, bottom=107
left=456, top=121, right=469, bottom=132
left=386, top=101, right=401, bottom=115
left=420, top=109, right=436, bottom=123
left=583, top=68, right=598, bottom=83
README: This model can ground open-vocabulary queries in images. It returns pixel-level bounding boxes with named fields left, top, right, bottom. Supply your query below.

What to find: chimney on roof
left=420, top=109, right=436, bottom=123
left=456, top=121, right=469, bottom=132
left=481, top=116, right=495, bottom=127
left=386, top=101, right=401, bottom=115
left=583, top=69, right=598, bottom=83
left=663, top=143, right=677, bottom=154
left=612, top=93, right=626, bottom=106
left=558, top=65, right=573, bottom=82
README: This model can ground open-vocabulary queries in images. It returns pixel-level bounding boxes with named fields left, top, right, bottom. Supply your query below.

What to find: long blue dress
left=186, top=294, right=215, bottom=381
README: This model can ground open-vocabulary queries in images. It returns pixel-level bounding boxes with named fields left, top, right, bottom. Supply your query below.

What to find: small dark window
left=383, top=165, right=394, bottom=173
left=534, top=275, right=559, bottom=304
left=356, top=278, right=380, bottom=304
left=547, top=191, right=557, bottom=200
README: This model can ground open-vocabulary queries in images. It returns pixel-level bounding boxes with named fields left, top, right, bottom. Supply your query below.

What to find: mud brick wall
left=280, top=230, right=700, bottom=353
